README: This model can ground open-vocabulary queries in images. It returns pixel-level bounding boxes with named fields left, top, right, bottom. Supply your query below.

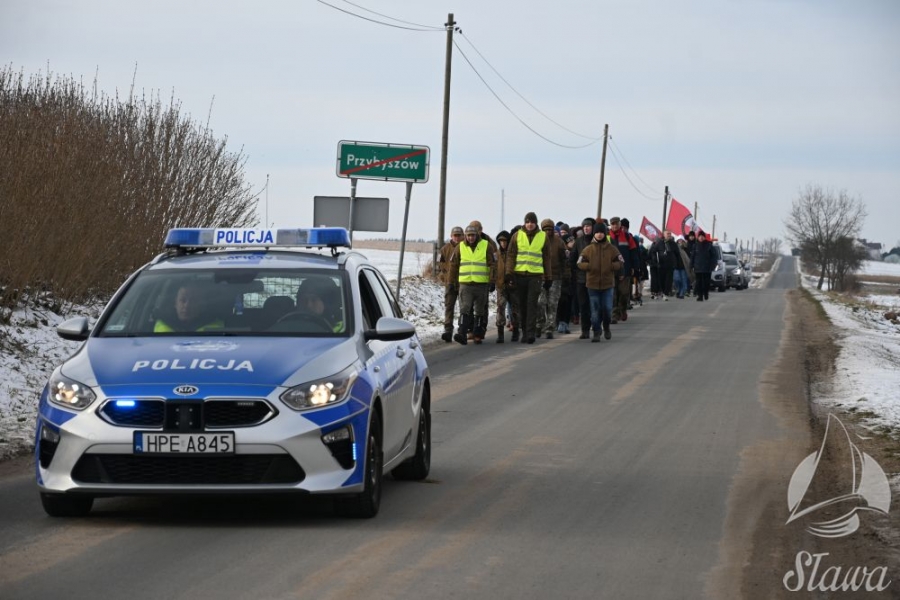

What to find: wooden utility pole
left=436, top=13, right=455, bottom=247
left=712, top=215, right=717, bottom=239
left=694, top=201, right=698, bottom=221
left=662, top=186, right=669, bottom=230
left=596, top=124, right=609, bottom=218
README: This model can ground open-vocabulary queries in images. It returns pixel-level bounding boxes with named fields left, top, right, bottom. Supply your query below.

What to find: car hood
left=63, top=337, right=358, bottom=397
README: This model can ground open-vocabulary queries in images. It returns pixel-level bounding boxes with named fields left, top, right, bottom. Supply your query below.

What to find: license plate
left=134, top=432, right=235, bottom=455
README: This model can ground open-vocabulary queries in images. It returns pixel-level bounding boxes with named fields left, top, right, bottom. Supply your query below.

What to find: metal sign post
left=396, top=181, right=414, bottom=299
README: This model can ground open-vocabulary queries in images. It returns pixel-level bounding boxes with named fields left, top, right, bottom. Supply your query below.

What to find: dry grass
left=0, top=66, right=258, bottom=311
left=858, top=274, right=900, bottom=285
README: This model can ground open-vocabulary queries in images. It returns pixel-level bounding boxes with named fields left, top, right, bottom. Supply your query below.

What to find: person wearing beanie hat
left=690, top=230, right=717, bottom=301
left=536, top=218, right=570, bottom=339
left=505, top=212, right=554, bottom=343
left=465, top=220, right=499, bottom=341
left=437, top=226, right=465, bottom=342
left=493, top=230, right=514, bottom=343
left=449, top=224, right=495, bottom=344
left=608, top=217, right=638, bottom=323
left=568, top=217, right=596, bottom=337
left=577, top=221, right=621, bottom=342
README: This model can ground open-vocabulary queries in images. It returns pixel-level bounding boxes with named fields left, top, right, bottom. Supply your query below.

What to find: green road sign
left=336, top=141, right=430, bottom=183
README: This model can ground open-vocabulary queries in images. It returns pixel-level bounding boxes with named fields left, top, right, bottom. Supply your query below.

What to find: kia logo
left=173, top=385, right=199, bottom=396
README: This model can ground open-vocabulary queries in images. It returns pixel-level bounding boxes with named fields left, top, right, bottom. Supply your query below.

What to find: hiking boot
left=526, top=336, right=536, bottom=344
left=453, top=332, right=468, bottom=345
left=556, top=322, right=565, bottom=334
left=592, top=330, right=601, bottom=343
left=441, top=330, right=453, bottom=343
left=511, top=329, right=520, bottom=342
left=545, top=331, right=554, bottom=339
left=621, top=312, right=628, bottom=322
left=496, top=329, right=505, bottom=343
left=611, top=318, right=618, bottom=324
left=604, top=327, right=611, bottom=340
left=579, top=329, right=590, bottom=340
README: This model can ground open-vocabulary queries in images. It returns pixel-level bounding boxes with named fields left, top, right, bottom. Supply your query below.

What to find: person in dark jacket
left=690, top=231, right=717, bottom=301
left=650, top=231, right=676, bottom=299
left=569, top=217, right=596, bottom=338
left=609, top=217, right=639, bottom=323
left=577, top=222, right=622, bottom=342
left=664, top=232, right=687, bottom=299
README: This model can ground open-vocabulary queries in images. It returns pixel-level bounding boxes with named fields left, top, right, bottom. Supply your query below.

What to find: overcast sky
left=3, top=0, right=899, bottom=248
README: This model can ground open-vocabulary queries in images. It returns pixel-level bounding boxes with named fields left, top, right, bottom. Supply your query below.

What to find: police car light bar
left=165, top=227, right=352, bottom=249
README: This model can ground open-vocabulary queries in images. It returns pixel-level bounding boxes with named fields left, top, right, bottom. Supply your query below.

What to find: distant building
left=857, top=238, right=883, bottom=261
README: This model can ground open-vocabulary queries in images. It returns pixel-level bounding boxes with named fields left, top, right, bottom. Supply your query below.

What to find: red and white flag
left=665, top=197, right=706, bottom=238
left=639, top=216, right=662, bottom=242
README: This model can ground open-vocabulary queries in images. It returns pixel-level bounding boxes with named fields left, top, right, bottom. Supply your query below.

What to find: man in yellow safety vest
left=449, top=225, right=495, bottom=345
left=504, top=212, right=553, bottom=344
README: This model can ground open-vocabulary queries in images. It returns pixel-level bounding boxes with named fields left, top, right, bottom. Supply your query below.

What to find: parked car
left=724, top=254, right=750, bottom=289
left=36, top=226, right=431, bottom=518
left=710, top=243, right=727, bottom=292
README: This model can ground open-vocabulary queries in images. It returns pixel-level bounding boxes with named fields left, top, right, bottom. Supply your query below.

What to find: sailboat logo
left=786, top=414, right=891, bottom=538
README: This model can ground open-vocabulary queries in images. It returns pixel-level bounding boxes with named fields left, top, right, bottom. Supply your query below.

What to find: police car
left=36, top=227, right=431, bottom=518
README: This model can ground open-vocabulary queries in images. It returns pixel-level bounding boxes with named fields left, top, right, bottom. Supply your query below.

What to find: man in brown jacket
left=437, top=226, right=464, bottom=342
left=577, top=222, right=622, bottom=342
left=505, top=212, right=553, bottom=344
left=536, top=218, right=570, bottom=339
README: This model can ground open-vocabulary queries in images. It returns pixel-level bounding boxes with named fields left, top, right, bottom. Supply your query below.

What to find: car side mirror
left=364, top=317, right=416, bottom=342
left=57, top=317, right=91, bottom=341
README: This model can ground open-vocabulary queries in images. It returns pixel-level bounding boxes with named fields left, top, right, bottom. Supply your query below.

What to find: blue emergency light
left=164, top=227, right=352, bottom=250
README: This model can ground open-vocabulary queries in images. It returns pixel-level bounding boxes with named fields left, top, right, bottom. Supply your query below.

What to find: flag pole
left=662, top=186, right=669, bottom=231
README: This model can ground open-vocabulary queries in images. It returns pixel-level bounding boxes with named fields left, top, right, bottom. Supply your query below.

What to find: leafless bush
left=0, top=66, right=258, bottom=309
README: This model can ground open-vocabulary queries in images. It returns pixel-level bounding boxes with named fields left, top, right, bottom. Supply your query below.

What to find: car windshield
left=724, top=255, right=738, bottom=265
left=97, top=268, right=350, bottom=337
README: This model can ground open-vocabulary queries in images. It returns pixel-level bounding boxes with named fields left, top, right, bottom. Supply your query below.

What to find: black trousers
left=576, top=282, right=591, bottom=331
left=659, top=267, right=674, bottom=296
left=695, top=272, right=711, bottom=298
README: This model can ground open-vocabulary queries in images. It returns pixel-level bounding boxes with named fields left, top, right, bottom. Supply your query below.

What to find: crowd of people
left=435, top=212, right=720, bottom=346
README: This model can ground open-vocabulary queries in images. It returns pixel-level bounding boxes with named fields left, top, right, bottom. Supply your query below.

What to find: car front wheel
left=335, top=411, right=383, bottom=518
left=392, top=401, right=431, bottom=481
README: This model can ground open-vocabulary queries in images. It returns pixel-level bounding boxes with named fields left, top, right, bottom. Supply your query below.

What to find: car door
left=359, top=269, right=416, bottom=461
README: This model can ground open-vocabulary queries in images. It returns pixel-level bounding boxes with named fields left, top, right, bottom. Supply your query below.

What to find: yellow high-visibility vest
left=459, top=240, right=490, bottom=283
left=514, top=230, right=545, bottom=274
left=153, top=319, right=224, bottom=333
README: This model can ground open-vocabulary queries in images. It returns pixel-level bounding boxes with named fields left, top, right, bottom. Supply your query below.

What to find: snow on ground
left=799, top=260, right=900, bottom=434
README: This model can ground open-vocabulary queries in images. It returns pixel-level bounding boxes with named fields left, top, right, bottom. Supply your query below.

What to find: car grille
left=72, top=454, right=305, bottom=485
left=99, top=400, right=166, bottom=427
left=98, top=399, right=275, bottom=429
left=205, top=400, right=275, bottom=428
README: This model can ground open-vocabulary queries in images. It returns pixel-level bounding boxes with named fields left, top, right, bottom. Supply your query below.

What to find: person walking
left=450, top=225, right=495, bottom=344
left=667, top=233, right=687, bottom=299
left=505, top=212, right=553, bottom=344
left=536, top=218, right=569, bottom=339
left=494, top=230, right=512, bottom=343
left=609, top=217, right=638, bottom=322
left=577, top=222, right=622, bottom=342
left=570, top=217, right=595, bottom=338
left=437, top=226, right=464, bottom=342
left=652, top=230, right=677, bottom=299
left=690, top=231, right=717, bottom=301
left=676, top=238, right=694, bottom=298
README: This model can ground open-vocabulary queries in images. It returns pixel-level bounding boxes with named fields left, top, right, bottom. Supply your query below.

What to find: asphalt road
left=0, top=258, right=801, bottom=599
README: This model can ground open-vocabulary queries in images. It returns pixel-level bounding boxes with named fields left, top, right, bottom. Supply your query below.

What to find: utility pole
left=436, top=13, right=455, bottom=248
left=662, top=186, right=669, bottom=230
left=694, top=201, right=698, bottom=222
left=596, top=124, right=609, bottom=218
left=712, top=215, right=717, bottom=239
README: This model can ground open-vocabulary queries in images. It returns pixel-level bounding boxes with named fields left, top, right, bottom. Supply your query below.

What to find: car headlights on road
left=280, top=365, right=359, bottom=410
left=48, top=370, right=96, bottom=410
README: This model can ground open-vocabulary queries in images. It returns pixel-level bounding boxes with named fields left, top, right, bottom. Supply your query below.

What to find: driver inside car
left=293, top=277, right=344, bottom=333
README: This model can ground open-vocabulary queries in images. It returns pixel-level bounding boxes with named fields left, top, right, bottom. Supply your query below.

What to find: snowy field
left=799, top=260, right=900, bottom=433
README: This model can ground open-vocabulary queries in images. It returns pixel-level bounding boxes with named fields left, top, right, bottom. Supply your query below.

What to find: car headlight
left=733, top=268, right=741, bottom=275
left=48, top=371, right=96, bottom=411
left=280, top=365, right=358, bottom=411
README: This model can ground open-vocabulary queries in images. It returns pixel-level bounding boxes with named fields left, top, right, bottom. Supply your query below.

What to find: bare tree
left=826, top=236, right=867, bottom=292
left=0, top=66, right=259, bottom=312
left=784, top=185, right=867, bottom=290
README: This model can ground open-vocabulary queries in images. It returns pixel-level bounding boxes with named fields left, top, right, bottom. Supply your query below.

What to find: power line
left=453, top=40, right=599, bottom=150
left=338, top=0, right=444, bottom=30
left=314, top=0, right=442, bottom=32
left=607, top=142, right=659, bottom=201
left=608, top=135, right=659, bottom=195
left=458, top=32, right=603, bottom=142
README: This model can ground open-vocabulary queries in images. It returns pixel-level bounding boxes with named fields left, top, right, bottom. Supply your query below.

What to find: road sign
left=313, top=196, right=390, bottom=232
left=336, top=141, right=430, bottom=183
